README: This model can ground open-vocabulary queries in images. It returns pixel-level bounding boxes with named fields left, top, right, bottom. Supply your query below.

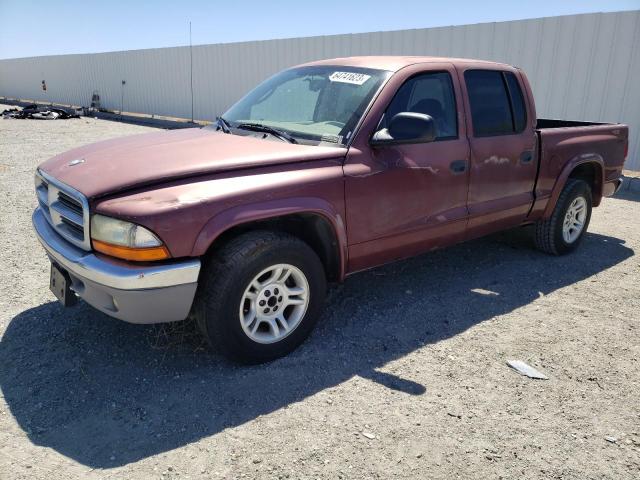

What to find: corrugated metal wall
left=1, top=10, right=639, bottom=169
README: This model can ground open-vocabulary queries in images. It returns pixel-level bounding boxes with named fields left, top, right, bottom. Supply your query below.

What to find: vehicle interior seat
left=410, top=98, right=447, bottom=137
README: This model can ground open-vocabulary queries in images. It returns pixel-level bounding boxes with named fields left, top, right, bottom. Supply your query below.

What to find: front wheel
left=534, top=179, right=592, bottom=255
left=193, top=230, right=327, bottom=363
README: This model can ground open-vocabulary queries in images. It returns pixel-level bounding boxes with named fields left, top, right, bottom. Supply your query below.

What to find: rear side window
left=504, top=72, right=527, bottom=132
left=383, top=72, right=458, bottom=139
left=465, top=70, right=528, bottom=136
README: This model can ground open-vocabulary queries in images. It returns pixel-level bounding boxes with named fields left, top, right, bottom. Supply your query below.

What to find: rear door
left=461, top=68, right=537, bottom=238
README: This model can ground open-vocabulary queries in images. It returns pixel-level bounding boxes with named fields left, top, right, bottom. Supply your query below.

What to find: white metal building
left=1, top=10, right=639, bottom=169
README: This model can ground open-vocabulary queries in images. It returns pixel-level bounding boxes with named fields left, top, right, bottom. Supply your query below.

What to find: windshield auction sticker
left=329, top=72, right=371, bottom=85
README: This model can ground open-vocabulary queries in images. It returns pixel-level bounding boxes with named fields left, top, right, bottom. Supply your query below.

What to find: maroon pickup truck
left=33, top=56, right=628, bottom=363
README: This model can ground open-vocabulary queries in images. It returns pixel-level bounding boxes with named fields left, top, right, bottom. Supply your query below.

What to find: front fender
left=191, top=197, right=349, bottom=279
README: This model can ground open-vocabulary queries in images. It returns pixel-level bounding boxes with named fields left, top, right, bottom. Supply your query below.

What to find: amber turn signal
left=92, top=239, right=171, bottom=262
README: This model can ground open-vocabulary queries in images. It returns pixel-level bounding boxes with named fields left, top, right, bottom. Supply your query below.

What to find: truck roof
left=300, top=56, right=510, bottom=72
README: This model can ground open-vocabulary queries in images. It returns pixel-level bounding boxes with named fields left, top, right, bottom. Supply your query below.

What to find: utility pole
left=189, top=21, right=194, bottom=123
left=120, top=80, right=126, bottom=118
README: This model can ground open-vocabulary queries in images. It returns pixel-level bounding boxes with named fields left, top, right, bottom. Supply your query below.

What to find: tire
left=193, top=230, right=327, bottom=364
left=534, top=179, right=592, bottom=255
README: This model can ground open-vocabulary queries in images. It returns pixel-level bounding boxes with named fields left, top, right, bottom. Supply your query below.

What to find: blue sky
left=0, top=0, right=637, bottom=59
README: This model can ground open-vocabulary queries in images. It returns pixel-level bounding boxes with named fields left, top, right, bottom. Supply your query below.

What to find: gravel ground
left=1, top=105, right=639, bottom=479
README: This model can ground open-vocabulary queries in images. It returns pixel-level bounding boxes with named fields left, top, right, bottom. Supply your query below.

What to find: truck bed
left=536, top=118, right=609, bottom=129
left=534, top=119, right=628, bottom=208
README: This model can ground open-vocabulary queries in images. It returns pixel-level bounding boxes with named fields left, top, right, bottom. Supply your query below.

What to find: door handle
left=450, top=160, right=467, bottom=174
left=520, top=151, right=534, bottom=164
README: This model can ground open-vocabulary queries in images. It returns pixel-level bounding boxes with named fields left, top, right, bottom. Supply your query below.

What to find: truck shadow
left=0, top=230, right=633, bottom=468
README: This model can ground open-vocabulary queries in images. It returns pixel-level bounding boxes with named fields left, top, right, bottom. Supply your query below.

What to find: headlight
left=90, top=214, right=170, bottom=261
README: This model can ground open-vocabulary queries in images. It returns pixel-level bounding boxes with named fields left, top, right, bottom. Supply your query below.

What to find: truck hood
left=39, top=128, right=346, bottom=199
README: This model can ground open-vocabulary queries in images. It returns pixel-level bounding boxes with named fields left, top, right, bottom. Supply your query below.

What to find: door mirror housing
left=370, top=112, right=437, bottom=147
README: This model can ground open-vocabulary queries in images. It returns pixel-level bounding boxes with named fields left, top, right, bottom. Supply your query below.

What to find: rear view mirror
left=370, top=112, right=437, bottom=146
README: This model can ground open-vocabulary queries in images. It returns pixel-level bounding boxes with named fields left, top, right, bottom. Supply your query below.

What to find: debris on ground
left=1, top=104, right=80, bottom=120
left=605, top=436, right=618, bottom=443
left=506, top=360, right=549, bottom=380
left=471, top=288, right=500, bottom=296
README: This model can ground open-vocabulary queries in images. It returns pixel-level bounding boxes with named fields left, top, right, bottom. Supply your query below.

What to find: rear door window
left=465, top=70, right=528, bottom=136
left=504, top=72, right=527, bottom=133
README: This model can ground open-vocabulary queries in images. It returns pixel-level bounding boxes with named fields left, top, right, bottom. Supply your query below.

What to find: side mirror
left=370, top=112, right=437, bottom=147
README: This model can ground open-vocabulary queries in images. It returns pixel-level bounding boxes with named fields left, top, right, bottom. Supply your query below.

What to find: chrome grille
left=35, top=169, right=91, bottom=250
left=58, top=191, right=83, bottom=216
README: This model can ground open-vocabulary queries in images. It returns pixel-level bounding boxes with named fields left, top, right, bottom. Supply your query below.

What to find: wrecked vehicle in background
left=31, top=56, right=628, bottom=363
left=2, top=104, right=79, bottom=120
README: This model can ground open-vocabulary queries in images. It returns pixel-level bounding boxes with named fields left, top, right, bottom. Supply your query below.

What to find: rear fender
left=542, top=154, right=604, bottom=218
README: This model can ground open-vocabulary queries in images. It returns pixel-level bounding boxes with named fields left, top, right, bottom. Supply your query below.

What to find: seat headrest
left=410, top=98, right=444, bottom=118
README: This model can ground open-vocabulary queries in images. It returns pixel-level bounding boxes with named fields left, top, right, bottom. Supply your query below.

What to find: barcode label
left=329, top=72, right=371, bottom=85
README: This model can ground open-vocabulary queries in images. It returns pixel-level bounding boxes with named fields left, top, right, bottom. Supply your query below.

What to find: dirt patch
left=1, top=106, right=639, bottom=479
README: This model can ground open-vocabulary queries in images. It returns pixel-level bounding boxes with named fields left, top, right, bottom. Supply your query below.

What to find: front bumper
left=33, top=207, right=201, bottom=324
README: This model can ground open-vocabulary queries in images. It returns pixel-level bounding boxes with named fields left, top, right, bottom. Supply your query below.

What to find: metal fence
left=1, top=10, right=639, bottom=169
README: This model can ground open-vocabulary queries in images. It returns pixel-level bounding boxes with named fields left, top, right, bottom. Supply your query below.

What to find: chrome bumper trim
left=33, top=207, right=201, bottom=290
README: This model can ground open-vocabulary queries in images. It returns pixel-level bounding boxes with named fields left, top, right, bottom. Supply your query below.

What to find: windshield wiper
left=236, top=123, right=298, bottom=144
left=216, top=116, right=232, bottom=134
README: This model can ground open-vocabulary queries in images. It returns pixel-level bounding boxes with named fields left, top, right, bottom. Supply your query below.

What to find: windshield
left=222, top=66, right=391, bottom=146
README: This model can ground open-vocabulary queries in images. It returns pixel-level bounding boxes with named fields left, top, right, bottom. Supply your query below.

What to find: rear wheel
left=194, top=230, right=326, bottom=363
left=534, top=179, right=592, bottom=255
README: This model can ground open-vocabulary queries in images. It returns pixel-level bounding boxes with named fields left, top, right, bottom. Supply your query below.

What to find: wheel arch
left=542, top=155, right=604, bottom=218
left=191, top=198, right=348, bottom=282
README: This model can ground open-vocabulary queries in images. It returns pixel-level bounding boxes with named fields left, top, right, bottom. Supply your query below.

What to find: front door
left=344, top=64, right=471, bottom=272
